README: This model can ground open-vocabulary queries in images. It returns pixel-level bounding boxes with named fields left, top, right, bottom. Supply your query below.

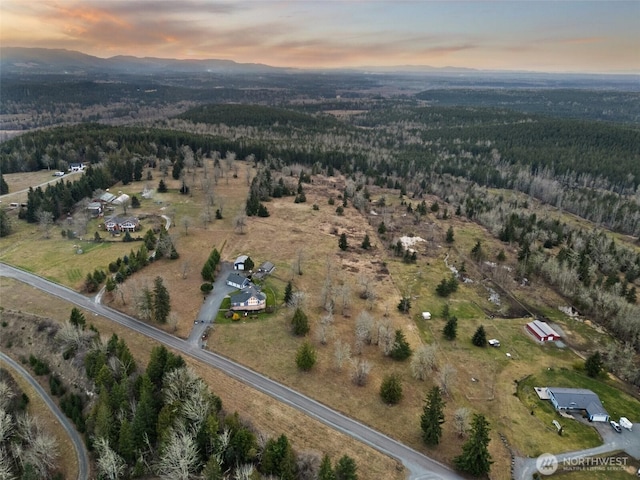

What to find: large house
left=526, top=320, right=561, bottom=342
left=226, top=273, right=251, bottom=290
left=547, top=387, right=610, bottom=422
left=230, top=286, right=267, bottom=312
left=104, top=215, right=140, bottom=233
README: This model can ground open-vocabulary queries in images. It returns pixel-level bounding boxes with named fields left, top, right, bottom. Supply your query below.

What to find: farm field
left=2, top=159, right=640, bottom=479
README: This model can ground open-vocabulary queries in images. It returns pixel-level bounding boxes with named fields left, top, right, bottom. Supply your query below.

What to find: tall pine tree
left=153, top=276, right=170, bottom=323
left=421, top=386, right=445, bottom=446
left=454, top=414, right=492, bottom=477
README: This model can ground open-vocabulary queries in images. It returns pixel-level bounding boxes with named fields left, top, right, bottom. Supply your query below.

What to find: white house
left=234, top=255, right=249, bottom=271
left=104, top=215, right=140, bottom=233
left=230, top=286, right=266, bottom=312
left=226, top=273, right=251, bottom=290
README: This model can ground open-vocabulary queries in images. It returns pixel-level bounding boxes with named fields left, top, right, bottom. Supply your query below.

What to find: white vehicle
left=619, top=417, right=633, bottom=431
left=53, top=171, right=65, bottom=177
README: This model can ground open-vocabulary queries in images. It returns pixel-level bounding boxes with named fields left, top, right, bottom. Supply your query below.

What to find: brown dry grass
left=0, top=277, right=404, bottom=479
left=3, top=159, right=631, bottom=479
left=0, top=357, right=79, bottom=480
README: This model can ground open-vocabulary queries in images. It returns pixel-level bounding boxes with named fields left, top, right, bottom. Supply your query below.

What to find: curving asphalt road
left=0, top=262, right=461, bottom=480
left=0, top=350, right=90, bottom=480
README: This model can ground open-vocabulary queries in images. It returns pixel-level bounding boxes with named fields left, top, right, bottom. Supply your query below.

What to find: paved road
left=514, top=415, right=640, bottom=478
left=0, top=350, right=90, bottom=480
left=0, top=170, right=84, bottom=201
left=0, top=263, right=461, bottom=480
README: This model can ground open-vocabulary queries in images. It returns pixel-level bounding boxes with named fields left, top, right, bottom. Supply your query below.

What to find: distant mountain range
left=1, top=46, right=486, bottom=76
left=0, top=47, right=288, bottom=75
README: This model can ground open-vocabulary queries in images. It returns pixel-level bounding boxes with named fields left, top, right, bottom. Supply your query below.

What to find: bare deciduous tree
left=155, top=424, right=200, bottom=480
left=410, top=344, right=438, bottom=381
left=315, top=312, right=334, bottom=345
left=354, top=311, right=374, bottom=354
left=377, top=318, right=395, bottom=355
left=94, top=437, right=126, bottom=480
left=181, top=216, right=192, bottom=236
left=296, top=450, right=322, bottom=480
left=234, top=213, right=247, bottom=234
left=453, top=407, right=471, bottom=438
left=181, top=260, right=190, bottom=279
left=350, top=358, right=372, bottom=386
left=333, top=340, right=352, bottom=371
left=36, top=208, right=54, bottom=239
left=439, top=363, right=456, bottom=397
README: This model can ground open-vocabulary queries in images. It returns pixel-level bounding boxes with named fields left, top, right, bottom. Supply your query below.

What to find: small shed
left=234, top=255, right=249, bottom=271
left=422, top=312, right=431, bottom=320
left=488, top=339, right=500, bottom=347
left=87, top=202, right=103, bottom=217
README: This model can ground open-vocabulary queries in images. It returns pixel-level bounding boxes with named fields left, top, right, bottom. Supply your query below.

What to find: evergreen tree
left=291, top=307, right=310, bottom=336
left=472, top=325, right=487, bottom=347
left=261, top=434, right=296, bottom=480
left=389, top=329, right=412, bottom=360
left=471, top=241, right=484, bottom=262
left=379, top=373, right=403, bottom=404
left=0, top=209, right=11, bottom=237
left=339, top=233, right=348, bottom=251
left=318, top=454, right=336, bottom=480
left=335, top=455, right=358, bottom=480
left=585, top=351, right=604, bottom=378
left=377, top=222, right=386, bottom=234
left=153, top=276, right=170, bottom=323
left=117, top=418, right=134, bottom=463
left=397, top=296, right=411, bottom=313
left=445, top=226, right=455, bottom=243
left=454, top=414, right=493, bottom=477
left=284, top=281, right=293, bottom=305
left=157, top=179, right=168, bottom=193
left=361, top=234, right=371, bottom=250
left=69, top=307, right=86, bottom=330
left=0, top=173, right=8, bottom=195
left=421, top=386, right=445, bottom=446
left=443, top=316, right=458, bottom=340
left=132, top=375, right=158, bottom=447
left=296, top=341, right=317, bottom=371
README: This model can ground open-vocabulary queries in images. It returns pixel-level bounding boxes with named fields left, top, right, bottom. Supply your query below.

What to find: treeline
left=54, top=316, right=361, bottom=479
left=178, top=103, right=343, bottom=131
left=416, top=88, right=640, bottom=124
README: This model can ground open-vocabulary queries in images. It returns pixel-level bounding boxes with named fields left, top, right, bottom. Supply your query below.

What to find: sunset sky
left=1, top=1, right=638, bottom=73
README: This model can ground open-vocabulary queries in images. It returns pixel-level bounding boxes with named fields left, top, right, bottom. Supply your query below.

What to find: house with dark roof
left=226, top=273, right=251, bottom=290
left=547, top=387, right=609, bottom=422
left=254, top=261, right=276, bottom=280
left=526, top=320, right=561, bottom=342
left=230, top=286, right=266, bottom=312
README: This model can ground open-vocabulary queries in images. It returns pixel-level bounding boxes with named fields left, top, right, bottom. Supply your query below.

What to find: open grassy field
left=3, top=160, right=640, bottom=479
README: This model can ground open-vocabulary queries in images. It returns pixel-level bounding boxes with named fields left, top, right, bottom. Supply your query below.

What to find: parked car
left=610, top=420, right=622, bottom=433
